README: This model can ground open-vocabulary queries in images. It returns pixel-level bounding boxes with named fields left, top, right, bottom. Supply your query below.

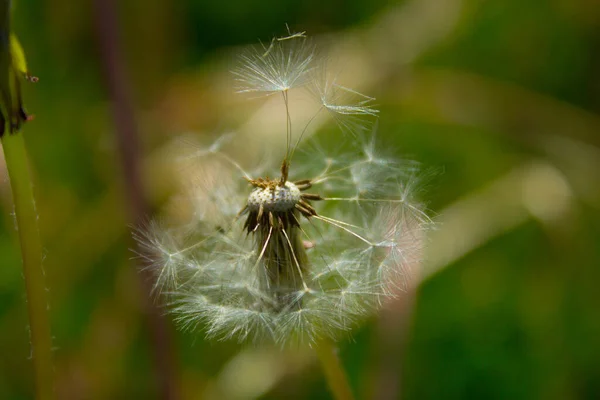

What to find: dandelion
left=139, top=29, right=431, bottom=399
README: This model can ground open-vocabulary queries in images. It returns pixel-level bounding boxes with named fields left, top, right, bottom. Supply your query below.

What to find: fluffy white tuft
left=140, top=131, right=431, bottom=345
left=232, top=34, right=315, bottom=95
left=138, top=31, right=432, bottom=346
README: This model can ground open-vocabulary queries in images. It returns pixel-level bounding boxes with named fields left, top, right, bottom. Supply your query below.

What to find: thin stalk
left=93, top=1, right=179, bottom=398
left=2, top=132, right=53, bottom=400
left=314, top=341, right=355, bottom=400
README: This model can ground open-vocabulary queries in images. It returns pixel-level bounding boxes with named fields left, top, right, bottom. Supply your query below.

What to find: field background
left=1, top=0, right=599, bottom=399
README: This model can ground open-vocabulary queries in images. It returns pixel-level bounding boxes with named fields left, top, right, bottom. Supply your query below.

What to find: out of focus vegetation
left=1, top=0, right=599, bottom=399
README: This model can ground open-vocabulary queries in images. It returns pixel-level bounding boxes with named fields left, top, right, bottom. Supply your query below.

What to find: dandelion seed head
left=139, top=30, right=432, bottom=346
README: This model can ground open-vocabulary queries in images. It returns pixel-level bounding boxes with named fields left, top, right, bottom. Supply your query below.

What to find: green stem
left=314, top=341, right=355, bottom=400
left=2, top=132, right=53, bottom=400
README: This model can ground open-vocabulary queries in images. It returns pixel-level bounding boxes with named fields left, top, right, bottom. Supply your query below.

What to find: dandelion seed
left=232, top=34, right=315, bottom=95
left=308, top=63, right=379, bottom=136
left=139, top=31, right=432, bottom=346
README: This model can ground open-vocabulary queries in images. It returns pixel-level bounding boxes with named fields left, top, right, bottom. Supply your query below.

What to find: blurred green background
left=2, top=0, right=600, bottom=399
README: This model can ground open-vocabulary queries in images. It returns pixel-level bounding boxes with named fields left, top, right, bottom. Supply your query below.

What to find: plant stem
left=93, top=1, right=179, bottom=398
left=2, top=132, right=53, bottom=400
left=314, top=341, right=355, bottom=400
